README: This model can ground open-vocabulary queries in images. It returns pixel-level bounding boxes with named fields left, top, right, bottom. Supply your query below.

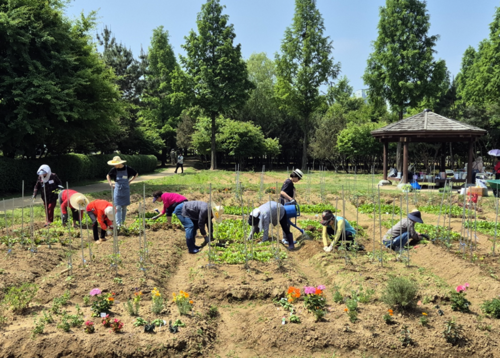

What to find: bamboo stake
left=493, top=196, right=498, bottom=256
left=377, top=186, right=383, bottom=267
left=143, top=183, right=147, bottom=260
left=207, top=183, right=213, bottom=268
left=406, top=190, right=410, bottom=266
left=399, top=196, right=403, bottom=254
left=21, top=181, right=24, bottom=244
left=43, top=184, right=51, bottom=249
left=66, top=183, right=72, bottom=275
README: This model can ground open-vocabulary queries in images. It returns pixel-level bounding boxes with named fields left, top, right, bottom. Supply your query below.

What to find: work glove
left=323, top=245, right=333, bottom=253
left=106, top=229, right=112, bottom=236
left=152, top=215, right=159, bottom=221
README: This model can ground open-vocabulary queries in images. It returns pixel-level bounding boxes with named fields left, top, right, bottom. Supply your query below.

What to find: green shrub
left=2, top=283, right=38, bottom=313
left=481, top=298, right=500, bottom=318
left=0, top=154, right=157, bottom=194
left=381, top=277, right=418, bottom=309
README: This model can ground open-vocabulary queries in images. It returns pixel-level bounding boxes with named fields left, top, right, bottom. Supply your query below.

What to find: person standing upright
left=106, top=156, right=138, bottom=229
left=32, top=165, right=62, bottom=226
left=170, top=149, right=177, bottom=165
left=175, top=152, right=184, bottom=174
left=279, top=169, right=303, bottom=245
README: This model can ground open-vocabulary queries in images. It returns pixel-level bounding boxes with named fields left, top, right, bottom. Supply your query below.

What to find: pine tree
left=275, top=0, right=339, bottom=170
left=179, top=0, right=253, bottom=170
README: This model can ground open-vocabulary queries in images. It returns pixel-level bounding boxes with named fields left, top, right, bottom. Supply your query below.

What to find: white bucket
left=397, top=172, right=401, bottom=179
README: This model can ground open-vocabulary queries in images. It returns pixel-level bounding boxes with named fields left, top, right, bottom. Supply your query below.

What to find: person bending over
left=321, top=210, right=358, bottom=252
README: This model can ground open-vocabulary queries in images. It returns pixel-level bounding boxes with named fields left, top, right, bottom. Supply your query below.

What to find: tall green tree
left=179, top=0, right=253, bottom=170
left=363, top=0, right=446, bottom=171
left=140, top=26, right=184, bottom=165
left=275, top=0, right=339, bottom=170
left=237, top=53, right=282, bottom=137
left=0, top=0, right=123, bottom=157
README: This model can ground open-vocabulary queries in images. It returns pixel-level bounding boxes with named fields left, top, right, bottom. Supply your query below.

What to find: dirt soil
left=1, top=189, right=500, bottom=358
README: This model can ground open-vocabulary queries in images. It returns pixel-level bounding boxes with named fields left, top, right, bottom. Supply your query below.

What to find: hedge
left=0, top=154, right=158, bottom=194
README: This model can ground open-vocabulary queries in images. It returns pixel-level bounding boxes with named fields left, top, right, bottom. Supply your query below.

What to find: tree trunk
left=160, top=148, right=167, bottom=167
left=301, top=126, right=308, bottom=170
left=210, top=113, right=217, bottom=170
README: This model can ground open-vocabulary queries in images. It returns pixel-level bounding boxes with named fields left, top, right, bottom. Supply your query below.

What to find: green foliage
left=363, top=0, right=447, bottom=117
left=41, top=310, right=54, bottom=324
left=290, top=315, right=301, bottom=323
left=275, top=0, right=339, bottom=168
left=450, top=291, right=471, bottom=313
left=420, top=314, right=429, bottom=326
left=442, top=319, right=463, bottom=345
left=333, top=289, right=343, bottom=304
left=399, top=325, right=414, bottom=347
left=481, top=298, right=500, bottom=318
left=133, top=317, right=148, bottom=327
left=90, top=295, right=113, bottom=318
left=336, top=122, right=384, bottom=160
left=179, top=0, right=253, bottom=169
left=51, top=290, right=71, bottom=314
left=207, top=305, right=219, bottom=319
left=0, top=154, right=157, bottom=194
left=31, top=315, right=45, bottom=339
left=304, top=291, right=327, bottom=322
left=381, top=277, right=418, bottom=309
left=57, top=316, right=71, bottom=332
left=358, top=203, right=401, bottom=215
left=351, top=285, right=375, bottom=304
left=2, top=283, right=38, bottom=313
left=83, top=295, right=91, bottom=307
left=0, top=0, right=123, bottom=157
left=345, top=299, right=358, bottom=323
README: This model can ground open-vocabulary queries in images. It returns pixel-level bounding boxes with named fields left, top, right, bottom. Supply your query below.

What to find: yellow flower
left=184, top=292, right=189, bottom=298
left=155, top=292, right=161, bottom=297
left=422, top=312, right=428, bottom=316
left=172, top=293, right=176, bottom=298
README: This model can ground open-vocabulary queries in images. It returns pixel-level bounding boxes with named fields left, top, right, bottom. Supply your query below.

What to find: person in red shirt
left=86, top=200, right=114, bottom=244
left=151, top=191, right=188, bottom=224
left=58, top=190, right=88, bottom=227
left=495, top=159, right=500, bottom=180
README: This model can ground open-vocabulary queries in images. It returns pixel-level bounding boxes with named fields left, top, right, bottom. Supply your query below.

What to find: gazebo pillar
left=383, top=141, right=388, bottom=180
left=467, top=139, right=474, bottom=184
left=402, top=140, right=408, bottom=184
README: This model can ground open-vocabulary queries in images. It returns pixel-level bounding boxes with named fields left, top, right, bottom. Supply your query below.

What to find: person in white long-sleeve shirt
left=247, top=201, right=295, bottom=251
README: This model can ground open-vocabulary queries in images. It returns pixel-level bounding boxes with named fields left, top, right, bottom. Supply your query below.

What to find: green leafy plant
left=2, top=283, right=38, bottom=313
left=113, top=277, right=123, bottom=284
left=57, top=316, right=70, bottom=332
left=399, top=325, right=413, bottom=346
left=351, top=285, right=375, bottom=304
left=273, top=297, right=294, bottom=312
left=51, top=290, right=71, bottom=314
left=481, top=297, right=500, bottom=318
left=383, top=309, right=394, bottom=324
left=133, top=317, right=148, bottom=327
left=381, top=277, right=418, bottom=309
left=442, top=318, right=463, bottom=345
left=332, top=287, right=343, bottom=304
left=83, top=295, right=90, bottom=306
left=450, top=284, right=471, bottom=313
left=420, top=313, right=429, bottom=326
left=31, top=315, right=45, bottom=339
left=290, top=315, right=301, bottom=323
left=151, top=288, right=165, bottom=315
left=172, top=319, right=185, bottom=328
left=124, top=291, right=142, bottom=316
left=41, top=310, right=54, bottom=324
left=345, top=299, right=358, bottom=323
left=89, top=289, right=115, bottom=317
left=84, top=320, right=95, bottom=334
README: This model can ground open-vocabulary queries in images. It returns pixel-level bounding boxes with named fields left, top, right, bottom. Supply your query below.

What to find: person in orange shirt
left=86, top=200, right=114, bottom=244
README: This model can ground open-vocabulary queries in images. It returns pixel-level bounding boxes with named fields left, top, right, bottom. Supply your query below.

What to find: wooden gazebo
left=371, top=109, right=487, bottom=184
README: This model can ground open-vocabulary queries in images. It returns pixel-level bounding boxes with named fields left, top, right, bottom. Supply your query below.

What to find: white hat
left=107, top=156, right=126, bottom=166
left=69, top=193, right=89, bottom=210
left=104, top=206, right=114, bottom=221
left=211, top=203, right=224, bottom=224
left=293, top=169, right=303, bottom=179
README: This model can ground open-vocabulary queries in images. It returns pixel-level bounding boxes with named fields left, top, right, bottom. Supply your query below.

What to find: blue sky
left=65, top=0, right=498, bottom=91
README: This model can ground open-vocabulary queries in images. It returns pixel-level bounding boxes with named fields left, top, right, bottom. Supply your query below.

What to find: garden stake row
left=43, top=181, right=51, bottom=249
left=207, top=183, right=215, bottom=269
left=399, top=196, right=403, bottom=257
left=460, top=189, right=467, bottom=254
left=66, top=182, right=73, bottom=275
left=494, top=196, right=499, bottom=256
left=377, top=186, right=383, bottom=267
left=143, top=183, right=148, bottom=261
left=29, top=200, right=36, bottom=253
left=275, top=189, right=282, bottom=267
left=406, top=190, right=410, bottom=266
left=110, top=185, right=118, bottom=276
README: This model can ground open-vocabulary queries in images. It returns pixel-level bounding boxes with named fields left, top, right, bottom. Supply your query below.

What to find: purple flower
left=89, top=288, right=102, bottom=296
left=317, top=285, right=326, bottom=291
left=304, top=286, right=315, bottom=295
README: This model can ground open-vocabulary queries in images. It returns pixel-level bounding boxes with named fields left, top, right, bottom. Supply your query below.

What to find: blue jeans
left=383, top=232, right=409, bottom=251
left=173, top=203, right=198, bottom=252
left=115, top=205, right=128, bottom=227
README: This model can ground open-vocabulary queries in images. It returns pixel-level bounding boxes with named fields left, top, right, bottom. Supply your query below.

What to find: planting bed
left=1, top=170, right=500, bottom=357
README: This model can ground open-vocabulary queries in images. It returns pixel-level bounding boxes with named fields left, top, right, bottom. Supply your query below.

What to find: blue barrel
left=284, top=203, right=298, bottom=219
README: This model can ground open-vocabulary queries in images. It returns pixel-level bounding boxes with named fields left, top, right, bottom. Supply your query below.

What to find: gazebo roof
left=371, top=110, right=487, bottom=142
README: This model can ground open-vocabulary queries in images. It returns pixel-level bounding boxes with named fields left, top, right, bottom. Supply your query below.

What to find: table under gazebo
left=371, top=109, right=487, bottom=184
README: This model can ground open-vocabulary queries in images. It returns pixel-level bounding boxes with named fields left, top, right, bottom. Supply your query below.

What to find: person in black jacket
left=32, top=164, right=62, bottom=226
left=279, top=169, right=303, bottom=245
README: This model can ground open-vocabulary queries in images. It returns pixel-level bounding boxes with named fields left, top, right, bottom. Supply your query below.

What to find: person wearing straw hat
left=106, top=156, right=138, bottom=229
left=32, top=164, right=63, bottom=226
left=151, top=191, right=188, bottom=224
left=279, top=169, right=303, bottom=245
left=86, top=199, right=114, bottom=244
left=173, top=201, right=223, bottom=253
left=58, top=189, right=88, bottom=227
left=382, top=209, right=424, bottom=252
left=321, top=210, right=358, bottom=252
left=246, top=201, right=295, bottom=251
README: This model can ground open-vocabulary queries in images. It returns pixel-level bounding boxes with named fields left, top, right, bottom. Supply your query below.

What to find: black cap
left=321, top=211, right=335, bottom=226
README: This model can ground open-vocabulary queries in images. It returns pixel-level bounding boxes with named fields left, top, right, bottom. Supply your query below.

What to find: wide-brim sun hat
left=211, top=203, right=224, bottom=223
left=69, top=193, right=89, bottom=210
left=104, top=206, right=115, bottom=221
left=293, top=169, right=304, bottom=179
left=107, top=156, right=126, bottom=166
left=407, top=210, right=423, bottom=224
left=321, top=211, right=335, bottom=226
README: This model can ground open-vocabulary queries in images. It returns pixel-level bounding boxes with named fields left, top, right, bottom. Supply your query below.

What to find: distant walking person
left=175, top=152, right=184, bottom=174
left=170, top=149, right=177, bottom=165
left=106, top=156, right=138, bottom=229
left=33, top=165, right=62, bottom=226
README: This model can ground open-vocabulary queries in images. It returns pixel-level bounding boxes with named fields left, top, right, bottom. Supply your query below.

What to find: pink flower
left=317, top=285, right=326, bottom=291
left=464, top=283, right=470, bottom=288
left=89, top=288, right=102, bottom=296
left=456, top=285, right=465, bottom=293
left=304, top=286, right=315, bottom=295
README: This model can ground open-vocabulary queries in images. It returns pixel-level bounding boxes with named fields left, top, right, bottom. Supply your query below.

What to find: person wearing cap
left=247, top=201, right=295, bottom=250
left=321, top=210, right=357, bottom=252
left=279, top=169, right=303, bottom=245
left=173, top=201, right=223, bottom=254
left=86, top=199, right=114, bottom=244
left=151, top=191, right=188, bottom=223
left=382, top=210, right=423, bottom=251
left=106, top=156, right=138, bottom=229
left=32, top=164, right=63, bottom=226
left=59, top=189, right=88, bottom=227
